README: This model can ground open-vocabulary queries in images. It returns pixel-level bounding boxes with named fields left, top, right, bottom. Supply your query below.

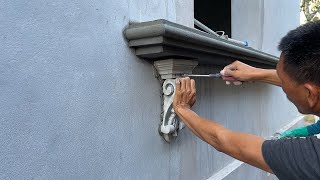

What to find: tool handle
left=226, top=81, right=242, bottom=85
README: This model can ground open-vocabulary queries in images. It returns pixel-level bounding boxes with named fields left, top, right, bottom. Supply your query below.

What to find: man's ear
left=304, top=83, right=320, bottom=108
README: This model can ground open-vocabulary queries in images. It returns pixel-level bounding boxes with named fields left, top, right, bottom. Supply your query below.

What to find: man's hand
left=220, top=61, right=260, bottom=83
left=173, top=77, right=196, bottom=112
left=221, top=60, right=282, bottom=86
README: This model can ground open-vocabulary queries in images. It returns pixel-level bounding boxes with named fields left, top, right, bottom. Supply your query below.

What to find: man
left=173, top=21, right=320, bottom=180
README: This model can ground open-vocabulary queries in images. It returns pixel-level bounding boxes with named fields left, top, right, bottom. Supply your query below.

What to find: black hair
left=278, top=20, right=320, bottom=85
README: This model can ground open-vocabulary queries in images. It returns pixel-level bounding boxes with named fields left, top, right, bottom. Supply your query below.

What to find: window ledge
left=125, top=19, right=278, bottom=68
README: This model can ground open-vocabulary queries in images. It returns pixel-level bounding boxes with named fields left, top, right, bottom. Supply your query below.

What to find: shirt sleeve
left=262, top=136, right=320, bottom=180
left=307, top=120, right=320, bottom=135
left=280, top=126, right=309, bottom=138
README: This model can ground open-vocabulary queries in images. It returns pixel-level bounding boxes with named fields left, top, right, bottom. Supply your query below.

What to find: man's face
left=276, top=54, right=311, bottom=114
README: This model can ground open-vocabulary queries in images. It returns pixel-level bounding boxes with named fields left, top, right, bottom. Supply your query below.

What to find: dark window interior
left=194, top=0, right=231, bottom=37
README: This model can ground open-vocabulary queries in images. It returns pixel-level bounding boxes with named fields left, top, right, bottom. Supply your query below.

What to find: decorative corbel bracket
left=124, top=19, right=278, bottom=143
left=154, top=59, right=198, bottom=142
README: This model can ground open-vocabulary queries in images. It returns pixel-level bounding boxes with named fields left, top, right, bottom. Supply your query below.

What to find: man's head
left=277, top=20, right=320, bottom=114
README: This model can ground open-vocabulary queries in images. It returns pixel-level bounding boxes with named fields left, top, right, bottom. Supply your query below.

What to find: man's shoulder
left=262, top=136, right=320, bottom=180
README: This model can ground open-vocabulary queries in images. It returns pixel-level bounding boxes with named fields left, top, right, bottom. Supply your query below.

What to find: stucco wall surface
left=0, top=0, right=171, bottom=179
left=232, top=0, right=300, bottom=56
left=0, top=0, right=298, bottom=180
left=129, top=0, right=193, bottom=27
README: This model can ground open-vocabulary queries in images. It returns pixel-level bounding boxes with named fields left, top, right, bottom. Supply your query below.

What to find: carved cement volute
left=154, top=59, right=198, bottom=142
left=159, top=79, right=183, bottom=142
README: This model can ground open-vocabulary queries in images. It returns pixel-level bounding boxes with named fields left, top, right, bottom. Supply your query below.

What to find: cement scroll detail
left=159, top=79, right=185, bottom=142
left=154, top=59, right=198, bottom=142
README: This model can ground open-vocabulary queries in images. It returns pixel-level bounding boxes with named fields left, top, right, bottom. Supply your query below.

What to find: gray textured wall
left=129, top=0, right=193, bottom=27
left=0, top=0, right=299, bottom=179
left=232, top=0, right=300, bottom=55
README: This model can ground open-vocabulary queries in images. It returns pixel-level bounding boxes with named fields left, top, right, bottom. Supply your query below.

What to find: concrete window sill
left=124, top=19, right=278, bottom=68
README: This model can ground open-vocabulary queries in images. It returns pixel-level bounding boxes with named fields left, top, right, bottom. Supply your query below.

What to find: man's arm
left=175, top=107, right=272, bottom=173
left=173, top=77, right=273, bottom=173
left=221, top=61, right=282, bottom=87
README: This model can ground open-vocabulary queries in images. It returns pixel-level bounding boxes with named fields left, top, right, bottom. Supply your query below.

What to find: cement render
left=232, top=0, right=300, bottom=55
left=0, top=0, right=299, bottom=179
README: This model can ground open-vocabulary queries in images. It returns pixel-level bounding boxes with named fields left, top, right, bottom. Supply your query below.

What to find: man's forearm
left=175, top=107, right=224, bottom=149
left=255, top=69, right=281, bottom=86
left=175, top=106, right=272, bottom=173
